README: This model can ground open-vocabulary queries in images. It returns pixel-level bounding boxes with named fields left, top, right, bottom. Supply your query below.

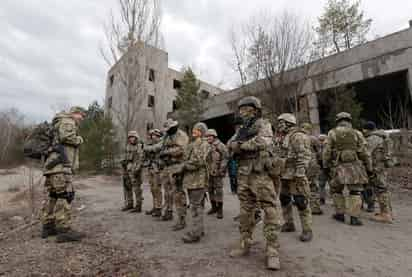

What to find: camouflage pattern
left=122, top=140, right=145, bottom=208
left=159, top=129, right=189, bottom=216
left=207, top=139, right=229, bottom=203
left=187, top=188, right=206, bottom=238
left=323, top=120, right=372, bottom=217
left=306, top=134, right=322, bottom=214
left=279, top=127, right=313, bottom=232
left=228, top=118, right=282, bottom=259
left=364, top=130, right=394, bottom=215
left=41, top=113, right=83, bottom=229
left=145, top=134, right=163, bottom=210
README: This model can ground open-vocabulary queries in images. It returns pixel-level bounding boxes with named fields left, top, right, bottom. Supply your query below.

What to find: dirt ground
left=1, top=166, right=412, bottom=277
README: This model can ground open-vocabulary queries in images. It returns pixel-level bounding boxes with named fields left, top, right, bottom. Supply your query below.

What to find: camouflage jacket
left=323, top=121, right=372, bottom=185
left=365, top=130, right=394, bottom=170
left=306, top=134, right=322, bottom=179
left=183, top=137, right=210, bottom=190
left=158, top=129, right=189, bottom=167
left=144, top=136, right=162, bottom=171
left=280, top=127, right=312, bottom=180
left=207, top=139, right=229, bottom=177
left=44, top=112, right=83, bottom=175
left=227, top=118, right=273, bottom=175
left=123, top=141, right=144, bottom=172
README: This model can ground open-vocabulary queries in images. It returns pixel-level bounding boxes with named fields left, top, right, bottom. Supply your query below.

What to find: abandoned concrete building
left=104, top=42, right=223, bottom=141
left=106, top=23, right=412, bottom=144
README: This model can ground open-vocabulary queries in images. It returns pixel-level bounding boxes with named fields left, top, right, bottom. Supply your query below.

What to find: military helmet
left=128, top=130, right=139, bottom=138
left=318, top=134, right=327, bottom=140
left=363, top=121, right=376, bottom=130
left=238, top=96, right=262, bottom=110
left=163, top=118, right=179, bottom=131
left=206, top=129, right=218, bottom=137
left=336, top=112, right=352, bottom=122
left=149, top=128, right=162, bottom=137
left=69, top=106, right=86, bottom=115
left=277, top=113, right=297, bottom=125
left=193, top=122, right=208, bottom=135
left=301, top=122, right=312, bottom=132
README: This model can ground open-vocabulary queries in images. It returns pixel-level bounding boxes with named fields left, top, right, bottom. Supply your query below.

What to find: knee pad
left=279, top=194, right=292, bottom=207
left=349, top=190, right=362, bottom=196
left=375, top=185, right=388, bottom=194
left=48, top=191, right=58, bottom=199
left=293, top=195, right=308, bottom=211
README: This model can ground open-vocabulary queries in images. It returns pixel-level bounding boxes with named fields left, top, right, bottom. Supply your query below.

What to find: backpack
left=23, top=121, right=54, bottom=159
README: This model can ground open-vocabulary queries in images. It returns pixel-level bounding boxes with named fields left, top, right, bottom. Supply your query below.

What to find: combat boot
left=182, top=232, right=200, bottom=243
left=121, top=205, right=133, bottom=212
left=332, top=213, right=345, bottom=223
left=55, top=228, right=85, bottom=243
left=299, top=230, right=313, bottom=242
left=320, top=198, right=326, bottom=205
left=161, top=210, right=173, bottom=221
left=312, top=208, right=324, bottom=215
left=145, top=208, right=154, bottom=215
left=41, top=223, right=57, bottom=239
left=371, top=213, right=393, bottom=224
left=216, top=202, right=223, bottom=219
left=266, top=256, right=281, bottom=270
left=151, top=208, right=162, bottom=217
left=366, top=202, right=375, bottom=213
left=350, top=216, right=363, bottom=226
left=281, top=222, right=296, bottom=232
left=229, top=238, right=251, bottom=258
left=207, top=201, right=217, bottom=215
left=172, top=217, right=186, bottom=231
left=130, top=204, right=142, bottom=213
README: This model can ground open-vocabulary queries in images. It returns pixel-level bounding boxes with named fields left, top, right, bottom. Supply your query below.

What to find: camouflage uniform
left=181, top=123, right=211, bottom=243
left=278, top=116, right=313, bottom=241
left=41, top=106, right=85, bottom=241
left=158, top=120, right=189, bottom=222
left=122, top=131, right=144, bottom=212
left=229, top=96, right=282, bottom=270
left=323, top=113, right=372, bottom=226
left=144, top=129, right=163, bottom=217
left=206, top=129, right=229, bottom=219
left=318, top=135, right=328, bottom=204
left=364, top=127, right=394, bottom=223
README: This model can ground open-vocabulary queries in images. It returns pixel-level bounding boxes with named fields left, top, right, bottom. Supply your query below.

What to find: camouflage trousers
left=41, top=173, right=73, bottom=229
left=318, top=169, right=328, bottom=201
left=187, top=188, right=206, bottom=238
left=161, top=166, right=187, bottom=217
left=280, top=177, right=313, bottom=232
left=369, top=170, right=392, bottom=214
left=309, top=179, right=322, bottom=213
left=208, top=176, right=224, bottom=203
left=123, top=170, right=143, bottom=208
left=238, top=172, right=282, bottom=258
left=148, top=169, right=162, bottom=210
left=330, top=181, right=363, bottom=217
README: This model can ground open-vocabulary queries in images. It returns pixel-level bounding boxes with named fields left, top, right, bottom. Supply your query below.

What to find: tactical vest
left=333, top=126, right=359, bottom=163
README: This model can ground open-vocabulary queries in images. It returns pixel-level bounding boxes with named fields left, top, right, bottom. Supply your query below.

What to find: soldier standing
left=278, top=114, right=313, bottom=242
left=363, top=121, right=394, bottom=223
left=181, top=123, right=211, bottom=243
left=205, top=129, right=229, bottom=219
left=159, top=119, right=189, bottom=227
left=318, top=134, right=328, bottom=205
left=121, top=131, right=144, bottom=213
left=144, top=129, right=163, bottom=217
left=301, top=123, right=323, bottom=215
left=228, top=96, right=282, bottom=271
left=323, top=112, right=372, bottom=226
left=41, top=106, right=85, bottom=242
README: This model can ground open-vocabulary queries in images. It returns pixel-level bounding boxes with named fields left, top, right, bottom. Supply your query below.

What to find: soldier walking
left=41, top=106, right=86, bottom=242
left=121, top=131, right=144, bottom=213
left=277, top=114, right=313, bottom=242
left=181, top=123, right=211, bottom=243
left=205, top=129, right=229, bottom=219
left=323, top=112, right=373, bottom=226
left=228, top=96, right=282, bottom=270
left=318, top=134, right=328, bottom=205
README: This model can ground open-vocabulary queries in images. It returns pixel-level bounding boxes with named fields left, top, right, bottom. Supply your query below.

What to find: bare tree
left=100, top=0, right=164, bottom=146
left=379, top=92, right=411, bottom=130
left=229, top=11, right=314, bottom=121
left=0, top=108, right=25, bottom=165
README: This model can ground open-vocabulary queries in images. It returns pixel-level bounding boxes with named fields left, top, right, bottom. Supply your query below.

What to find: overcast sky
left=1, top=0, right=411, bottom=122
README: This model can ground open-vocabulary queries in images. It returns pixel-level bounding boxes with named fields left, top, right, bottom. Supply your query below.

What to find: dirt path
left=1, top=173, right=412, bottom=277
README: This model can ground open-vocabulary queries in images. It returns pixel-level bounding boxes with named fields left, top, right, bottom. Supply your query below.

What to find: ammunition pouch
left=49, top=190, right=75, bottom=203
left=237, top=151, right=259, bottom=160
left=338, top=150, right=358, bottom=163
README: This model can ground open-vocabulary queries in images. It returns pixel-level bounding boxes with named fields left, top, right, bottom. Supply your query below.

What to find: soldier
left=318, top=134, right=328, bottom=205
left=159, top=119, right=189, bottom=227
left=301, top=123, right=323, bottom=215
left=205, top=129, right=229, bottom=219
left=181, top=122, right=211, bottom=243
left=41, top=106, right=85, bottom=242
left=278, top=114, right=313, bottom=242
left=228, top=96, right=282, bottom=271
left=144, top=129, right=163, bottom=217
left=323, top=112, right=372, bottom=226
left=363, top=121, right=394, bottom=223
left=121, top=130, right=145, bottom=213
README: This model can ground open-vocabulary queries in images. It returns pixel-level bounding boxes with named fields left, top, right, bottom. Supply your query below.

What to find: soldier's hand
left=230, top=141, right=241, bottom=153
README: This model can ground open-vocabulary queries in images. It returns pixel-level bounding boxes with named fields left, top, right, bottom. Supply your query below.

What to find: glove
left=76, top=136, right=84, bottom=145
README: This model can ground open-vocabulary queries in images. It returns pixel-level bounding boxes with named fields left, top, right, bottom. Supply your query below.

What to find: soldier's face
left=72, top=112, right=85, bottom=123
left=128, top=136, right=137, bottom=144
left=206, top=135, right=215, bottom=144
left=239, top=106, right=256, bottom=121
left=192, top=128, right=202, bottom=138
left=277, top=120, right=288, bottom=133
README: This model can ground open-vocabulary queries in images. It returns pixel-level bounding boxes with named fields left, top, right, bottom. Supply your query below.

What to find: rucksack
left=23, top=121, right=54, bottom=159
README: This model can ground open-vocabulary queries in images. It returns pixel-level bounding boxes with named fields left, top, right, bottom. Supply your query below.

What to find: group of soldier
left=39, top=95, right=395, bottom=271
